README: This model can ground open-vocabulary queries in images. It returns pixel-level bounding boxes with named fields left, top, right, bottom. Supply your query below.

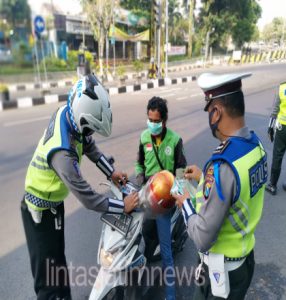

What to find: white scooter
left=89, top=178, right=195, bottom=300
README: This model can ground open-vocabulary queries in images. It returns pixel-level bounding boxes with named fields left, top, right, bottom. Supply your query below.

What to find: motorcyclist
left=135, top=96, right=187, bottom=300
left=21, top=74, right=139, bottom=300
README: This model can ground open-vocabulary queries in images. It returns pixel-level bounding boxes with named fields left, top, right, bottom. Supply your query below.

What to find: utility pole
left=154, top=0, right=162, bottom=77
left=165, top=0, right=168, bottom=78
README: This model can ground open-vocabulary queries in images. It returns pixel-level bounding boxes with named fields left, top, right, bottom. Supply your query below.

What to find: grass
left=0, top=63, right=75, bottom=76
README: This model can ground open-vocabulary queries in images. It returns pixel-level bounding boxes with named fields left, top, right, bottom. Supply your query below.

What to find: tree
left=0, top=0, right=31, bottom=30
left=120, top=0, right=151, bottom=11
left=81, top=0, right=114, bottom=76
left=198, top=0, right=261, bottom=50
left=262, top=17, right=286, bottom=45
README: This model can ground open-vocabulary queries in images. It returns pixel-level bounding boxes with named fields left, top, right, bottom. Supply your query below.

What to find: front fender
left=89, top=267, right=126, bottom=300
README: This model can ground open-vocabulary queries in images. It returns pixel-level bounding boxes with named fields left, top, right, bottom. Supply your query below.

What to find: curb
left=0, top=76, right=197, bottom=112
left=6, top=65, right=197, bottom=93
left=8, top=80, right=74, bottom=92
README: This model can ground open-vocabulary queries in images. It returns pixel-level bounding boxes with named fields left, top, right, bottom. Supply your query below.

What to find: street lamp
left=205, top=27, right=215, bottom=63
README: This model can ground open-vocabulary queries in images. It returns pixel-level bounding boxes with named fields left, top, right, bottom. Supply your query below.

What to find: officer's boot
left=266, top=169, right=280, bottom=196
left=283, top=182, right=286, bottom=192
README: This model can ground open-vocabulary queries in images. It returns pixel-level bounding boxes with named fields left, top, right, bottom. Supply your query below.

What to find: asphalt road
left=1, top=62, right=286, bottom=300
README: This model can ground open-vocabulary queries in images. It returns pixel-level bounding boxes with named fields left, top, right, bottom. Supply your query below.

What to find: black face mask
left=208, top=108, right=220, bottom=138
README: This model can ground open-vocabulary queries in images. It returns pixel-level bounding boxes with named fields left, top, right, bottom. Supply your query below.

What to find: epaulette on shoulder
left=213, top=140, right=231, bottom=155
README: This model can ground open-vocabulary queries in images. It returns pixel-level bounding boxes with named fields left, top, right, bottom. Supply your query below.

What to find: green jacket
left=135, top=127, right=186, bottom=179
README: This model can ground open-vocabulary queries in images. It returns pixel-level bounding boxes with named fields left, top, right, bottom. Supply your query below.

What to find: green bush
left=12, top=42, right=32, bottom=67
left=67, top=50, right=96, bottom=71
left=132, top=59, right=144, bottom=74
left=43, top=57, right=67, bottom=70
left=117, top=64, right=126, bottom=78
left=0, top=83, right=8, bottom=92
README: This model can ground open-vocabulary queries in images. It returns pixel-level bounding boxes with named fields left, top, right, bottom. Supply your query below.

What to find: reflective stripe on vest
left=278, top=83, right=286, bottom=125
left=25, top=105, right=83, bottom=211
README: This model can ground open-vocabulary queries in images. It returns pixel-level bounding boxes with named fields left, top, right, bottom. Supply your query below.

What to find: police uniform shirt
left=186, top=126, right=251, bottom=253
left=271, top=88, right=281, bottom=117
left=50, top=134, right=117, bottom=212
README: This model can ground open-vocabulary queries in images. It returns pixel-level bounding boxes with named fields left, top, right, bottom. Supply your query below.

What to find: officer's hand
left=172, top=189, right=189, bottom=209
left=184, top=165, right=202, bottom=183
left=111, top=171, right=128, bottom=187
left=268, top=127, right=274, bottom=143
left=124, top=192, right=139, bottom=213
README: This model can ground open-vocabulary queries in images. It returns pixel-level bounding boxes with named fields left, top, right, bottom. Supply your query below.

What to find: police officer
left=172, top=73, right=267, bottom=299
left=135, top=96, right=187, bottom=300
left=266, top=82, right=286, bottom=195
left=21, top=74, right=139, bottom=300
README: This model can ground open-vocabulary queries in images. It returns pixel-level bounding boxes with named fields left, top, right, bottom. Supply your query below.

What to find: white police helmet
left=68, top=74, right=112, bottom=137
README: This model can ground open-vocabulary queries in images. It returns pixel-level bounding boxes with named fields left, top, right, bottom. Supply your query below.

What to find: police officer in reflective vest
left=266, top=82, right=286, bottom=195
left=21, top=74, right=139, bottom=300
left=172, top=73, right=267, bottom=299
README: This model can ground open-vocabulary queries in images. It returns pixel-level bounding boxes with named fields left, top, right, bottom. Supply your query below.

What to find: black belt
left=201, top=251, right=248, bottom=262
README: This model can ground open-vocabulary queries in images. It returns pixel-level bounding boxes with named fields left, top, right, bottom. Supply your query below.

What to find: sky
left=28, top=0, right=286, bottom=30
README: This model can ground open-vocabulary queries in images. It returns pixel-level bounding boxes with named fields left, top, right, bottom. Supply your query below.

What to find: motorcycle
left=89, top=173, right=196, bottom=300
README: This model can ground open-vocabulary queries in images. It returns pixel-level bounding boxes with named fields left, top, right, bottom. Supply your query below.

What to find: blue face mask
left=147, top=120, right=163, bottom=136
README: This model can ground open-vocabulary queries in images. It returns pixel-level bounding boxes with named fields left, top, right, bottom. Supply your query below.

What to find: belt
left=25, top=192, right=63, bottom=209
left=199, top=253, right=246, bottom=272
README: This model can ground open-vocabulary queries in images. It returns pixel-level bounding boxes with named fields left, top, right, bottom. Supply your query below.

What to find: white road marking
left=177, top=96, right=189, bottom=101
left=3, top=116, right=50, bottom=127
left=159, top=93, right=175, bottom=98
left=159, top=87, right=181, bottom=92
left=190, top=93, right=203, bottom=97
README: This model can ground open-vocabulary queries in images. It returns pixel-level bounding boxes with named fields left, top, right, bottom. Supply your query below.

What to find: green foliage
left=67, top=50, right=96, bottom=70
left=12, top=42, right=32, bottom=67
left=0, top=83, right=8, bottom=92
left=198, top=0, right=262, bottom=49
left=0, top=0, right=31, bottom=29
left=120, top=0, right=151, bottom=11
left=43, top=57, right=67, bottom=71
left=262, top=17, right=286, bottom=44
left=132, top=59, right=144, bottom=74
left=117, top=64, right=126, bottom=78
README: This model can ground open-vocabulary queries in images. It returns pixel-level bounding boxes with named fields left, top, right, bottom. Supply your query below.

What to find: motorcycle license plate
left=101, top=213, right=133, bottom=236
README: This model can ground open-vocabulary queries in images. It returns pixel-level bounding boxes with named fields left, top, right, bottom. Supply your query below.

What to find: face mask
left=208, top=108, right=220, bottom=138
left=147, top=120, right=163, bottom=136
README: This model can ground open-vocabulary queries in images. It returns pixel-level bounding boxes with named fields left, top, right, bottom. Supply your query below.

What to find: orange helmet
left=143, top=170, right=175, bottom=215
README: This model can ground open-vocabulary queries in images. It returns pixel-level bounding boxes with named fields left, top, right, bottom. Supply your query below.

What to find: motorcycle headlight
left=100, top=248, right=114, bottom=268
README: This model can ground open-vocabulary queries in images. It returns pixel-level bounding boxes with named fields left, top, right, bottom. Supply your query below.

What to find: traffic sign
left=34, top=15, right=45, bottom=34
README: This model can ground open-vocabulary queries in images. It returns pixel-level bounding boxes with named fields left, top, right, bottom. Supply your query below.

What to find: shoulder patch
left=203, top=166, right=215, bottom=200
left=146, top=143, right=153, bottom=152
left=213, top=140, right=230, bottom=154
left=43, top=111, right=57, bottom=145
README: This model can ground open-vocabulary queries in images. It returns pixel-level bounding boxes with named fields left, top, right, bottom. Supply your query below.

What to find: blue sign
left=34, top=15, right=45, bottom=34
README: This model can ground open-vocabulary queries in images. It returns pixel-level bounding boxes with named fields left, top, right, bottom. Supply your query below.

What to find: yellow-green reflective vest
left=25, top=106, right=83, bottom=211
left=196, top=132, right=267, bottom=258
left=278, top=82, right=286, bottom=125
left=135, top=128, right=180, bottom=177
